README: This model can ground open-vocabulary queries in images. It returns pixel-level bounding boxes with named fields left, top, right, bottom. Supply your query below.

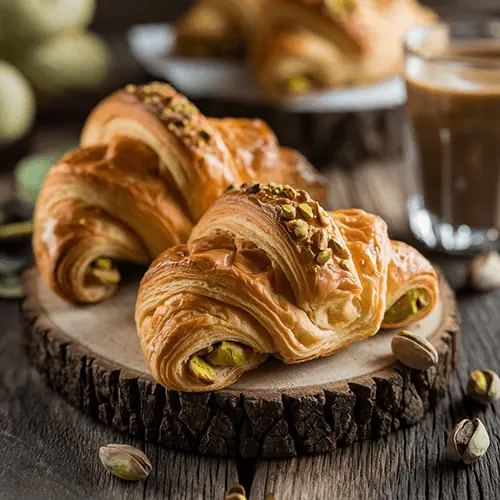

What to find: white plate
left=128, top=23, right=407, bottom=113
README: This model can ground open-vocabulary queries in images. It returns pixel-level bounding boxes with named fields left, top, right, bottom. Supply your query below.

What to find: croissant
left=34, top=82, right=326, bottom=304
left=251, top=0, right=436, bottom=97
left=135, top=182, right=439, bottom=392
left=175, top=0, right=269, bottom=58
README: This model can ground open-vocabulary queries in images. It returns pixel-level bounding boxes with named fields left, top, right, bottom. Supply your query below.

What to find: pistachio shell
left=316, top=249, right=332, bottom=265
left=281, top=205, right=296, bottom=220
left=383, top=289, right=429, bottom=324
left=298, top=203, right=314, bottom=219
left=447, top=418, right=490, bottom=464
left=391, top=330, right=438, bottom=370
left=467, top=369, right=500, bottom=404
left=189, top=356, right=216, bottom=383
left=206, top=341, right=246, bottom=367
left=99, top=444, right=152, bottom=481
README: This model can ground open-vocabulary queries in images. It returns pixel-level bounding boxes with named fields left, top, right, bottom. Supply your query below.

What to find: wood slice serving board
left=22, top=268, right=459, bottom=458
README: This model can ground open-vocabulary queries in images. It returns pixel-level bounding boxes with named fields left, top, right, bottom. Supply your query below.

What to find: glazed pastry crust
left=252, top=0, right=436, bottom=97
left=135, top=185, right=438, bottom=392
left=34, top=83, right=326, bottom=304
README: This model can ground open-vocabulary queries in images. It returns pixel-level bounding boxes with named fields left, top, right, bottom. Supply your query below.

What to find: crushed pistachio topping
left=339, top=259, right=350, bottom=271
left=298, top=203, right=314, bottom=219
left=383, top=289, right=429, bottom=324
left=316, top=248, right=332, bottom=265
left=88, top=258, right=121, bottom=285
left=329, top=239, right=349, bottom=259
left=189, top=356, right=216, bottom=384
left=123, top=82, right=214, bottom=154
left=285, top=75, right=311, bottom=94
left=281, top=204, right=297, bottom=220
left=206, top=341, right=246, bottom=367
left=287, top=219, right=309, bottom=240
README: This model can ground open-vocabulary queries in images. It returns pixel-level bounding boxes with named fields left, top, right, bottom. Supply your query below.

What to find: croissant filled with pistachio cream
left=135, top=183, right=439, bottom=392
left=252, top=0, right=436, bottom=97
left=33, top=82, right=325, bottom=304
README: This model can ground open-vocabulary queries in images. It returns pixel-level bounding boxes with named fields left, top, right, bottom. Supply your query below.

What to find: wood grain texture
left=21, top=268, right=459, bottom=458
left=0, top=301, right=238, bottom=500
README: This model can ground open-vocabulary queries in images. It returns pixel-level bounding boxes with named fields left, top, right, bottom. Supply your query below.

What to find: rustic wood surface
left=20, top=269, right=459, bottom=458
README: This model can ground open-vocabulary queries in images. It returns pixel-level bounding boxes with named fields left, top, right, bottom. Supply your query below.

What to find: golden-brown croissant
left=135, top=182, right=439, bottom=392
left=251, top=0, right=436, bottom=97
left=34, top=82, right=325, bottom=304
left=175, top=0, right=269, bottom=58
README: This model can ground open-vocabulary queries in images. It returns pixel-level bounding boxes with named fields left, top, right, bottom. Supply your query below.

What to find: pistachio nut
left=467, top=369, right=500, bottom=404
left=225, top=484, right=247, bottom=500
left=316, top=248, right=332, bottom=266
left=99, top=444, right=152, bottom=481
left=447, top=418, right=490, bottom=464
left=285, top=75, right=311, bottom=94
left=90, top=266, right=121, bottom=285
left=95, top=257, right=112, bottom=270
left=391, top=330, right=438, bottom=370
left=298, top=203, right=314, bottom=219
left=281, top=204, right=296, bottom=220
left=189, top=355, right=216, bottom=383
left=205, top=341, right=246, bottom=367
left=287, top=219, right=309, bottom=240
left=338, top=259, right=350, bottom=271
left=312, top=230, right=328, bottom=251
left=329, top=239, right=349, bottom=259
left=383, top=289, right=429, bottom=324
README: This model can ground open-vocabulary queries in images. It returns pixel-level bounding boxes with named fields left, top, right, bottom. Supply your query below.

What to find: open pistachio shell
left=206, top=341, right=246, bottom=367
left=467, top=369, right=500, bottom=404
left=447, top=418, right=490, bottom=464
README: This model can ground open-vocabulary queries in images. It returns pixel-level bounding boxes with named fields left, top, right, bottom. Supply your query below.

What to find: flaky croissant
left=136, top=182, right=439, bottom=392
left=34, top=82, right=325, bottom=304
left=251, top=0, right=436, bottom=97
left=175, top=0, right=269, bottom=58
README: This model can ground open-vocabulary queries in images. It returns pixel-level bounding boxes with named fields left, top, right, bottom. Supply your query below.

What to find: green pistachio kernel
left=298, top=203, right=314, bottom=219
left=281, top=204, right=297, bottom=220
left=205, top=341, right=246, bottom=367
left=316, top=248, right=332, bottom=265
left=339, top=259, right=350, bottom=271
left=383, top=289, right=429, bottom=324
left=188, top=356, right=216, bottom=383
left=287, top=219, right=309, bottom=240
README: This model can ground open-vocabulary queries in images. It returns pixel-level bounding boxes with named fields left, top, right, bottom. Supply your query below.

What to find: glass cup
left=404, top=21, right=500, bottom=253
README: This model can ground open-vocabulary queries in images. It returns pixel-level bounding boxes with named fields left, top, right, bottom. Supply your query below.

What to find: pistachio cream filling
left=188, top=341, right=247, bottom=384
left=88, top=258, right=121, bottom=285
left=383, top=288, right=429, bottom=325
left=285, top=75, right=312, bottom=94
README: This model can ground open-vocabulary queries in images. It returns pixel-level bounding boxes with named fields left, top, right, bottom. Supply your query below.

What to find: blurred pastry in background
left=252, top=0, right=436, bottom=97
left=175, top=0, right=268, bottom=58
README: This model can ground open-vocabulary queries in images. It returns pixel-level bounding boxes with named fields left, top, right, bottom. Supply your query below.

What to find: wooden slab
left=22, top=267, right=459, bottom=458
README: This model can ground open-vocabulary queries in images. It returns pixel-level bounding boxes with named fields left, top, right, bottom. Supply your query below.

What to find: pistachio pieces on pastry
left=383, top=288, right=429, bottom=325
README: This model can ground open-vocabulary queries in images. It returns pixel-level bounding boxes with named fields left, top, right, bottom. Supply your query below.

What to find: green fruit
left=3, top=0, right=96, bottom=40
left=15, top=145, right=77, bottom=205
left=0, top=60, right=35, bottom=141
left=16, top=31, right=109, bottom=93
